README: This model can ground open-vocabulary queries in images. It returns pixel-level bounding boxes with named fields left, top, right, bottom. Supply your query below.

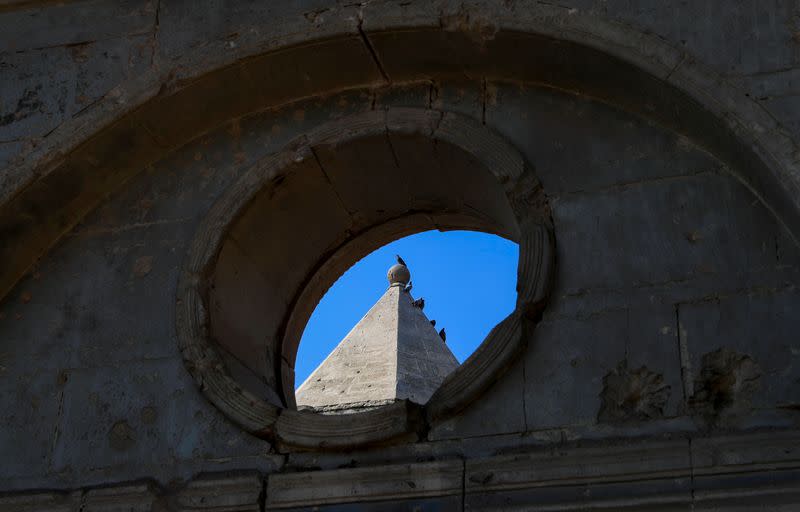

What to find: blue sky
left=295, top=230, right=519, bottom=387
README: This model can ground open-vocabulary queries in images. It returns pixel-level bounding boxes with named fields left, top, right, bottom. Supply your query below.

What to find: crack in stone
left=356, top=16, right=390, bottom=84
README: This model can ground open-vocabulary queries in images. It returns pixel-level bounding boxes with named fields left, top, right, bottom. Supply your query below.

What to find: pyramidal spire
left=295, top=259, right=459, bottom=413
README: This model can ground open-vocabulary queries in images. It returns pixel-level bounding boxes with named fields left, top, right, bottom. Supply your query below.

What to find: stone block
left=523, top=309, right=627, bottom=429
left=0, top=491, right=78, bottom=512
left=677, top=288, right=800, bottom=418
left=174, top=472, right=262, bottom=511
left=49, top=357, right=269, bottom=487
left=311, top=133, right=413, bottom=229
left=0, top=368, right=63, bottom=487
left=552, top=171, right=779, bottom=294
left=531, top=304, right=683, bottom=425
left=465, top=438, right=692, bottom=511
left=156, top=0, right=359, bottom=62
left=267, top=460, right=462, bottom=509
left=275, top=401, right=422, bottom=451
left=0, top=140, right=26, bottom=169
left=0, top=47, right=74, bottom=141
left=486, top=83, right=723, bottom=197
left=228, top=157, right=353, bottom=303
left=0, top=35, right=151, bottom=142
left=0, top=221, right=191, bottom=370
left=776, top=224, right=800, bottom=269
left=433, top=80, right=483, bottom=121
left=761, top=95, right=800, bottom=142
left=83, top=483, right=158, bottom=512
left=428, top=357, right=526, bottom=440
left=374, top=82, right=430, bottom=110
left=624, top=305, right=684, bottom=417
left=210, top=240, right=287, bottom=382
left=690, top=431, right=800, bottom=512
left=269, top=496, right=461, bottom=512
left=0, top=0, right=154, bottom=51
left=590, top=0, right=799, bottom=76
left=691, top=430, right=800, bottom=474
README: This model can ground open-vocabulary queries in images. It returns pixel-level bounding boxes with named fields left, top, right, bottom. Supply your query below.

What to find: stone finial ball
left=387, top=263, right=410, bottom=285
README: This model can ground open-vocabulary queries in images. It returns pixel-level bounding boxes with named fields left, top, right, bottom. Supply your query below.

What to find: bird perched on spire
left=439, top=328, right=446, bottom=342
left=404, top=280, right=412, bottom=293
left=396, top=254, right=407, bottom=267
left=412, top=297, right=425, bottom=310
left=430, top=319, right=436, bottom=327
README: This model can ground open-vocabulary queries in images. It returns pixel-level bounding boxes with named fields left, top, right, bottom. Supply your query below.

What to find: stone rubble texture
left=0, top=0, right=799, bottom=509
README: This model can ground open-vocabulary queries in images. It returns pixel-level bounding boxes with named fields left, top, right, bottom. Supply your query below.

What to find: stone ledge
left=172, top=473, right=263, bottom=512
left=0, top=491, right=79, bottom=512
left=266, top=460, right=464, bottom=509
left=2, top=430, right=799, bottom=510
left=83, top=483, right=159, bottom=512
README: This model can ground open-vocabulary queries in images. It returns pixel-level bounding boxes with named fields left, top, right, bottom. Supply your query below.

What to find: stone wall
left=1, top=1, right=799, bottom=509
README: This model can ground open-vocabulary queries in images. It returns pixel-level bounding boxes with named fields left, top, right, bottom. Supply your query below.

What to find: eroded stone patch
left=109, top=420, right=136, bottom=451
left=598, top=361, right=670, bottom=423
left=690, top=348, right=761, bottom=426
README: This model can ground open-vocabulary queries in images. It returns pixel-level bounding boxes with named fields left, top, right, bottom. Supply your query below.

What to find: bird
left=439, top=328, right=446, bottom=342
left=396, top=254, right=407, bottom=266
left=430, top=319, right=436, bottom=327
left=404, top=280, right=412, bottom=293
left=412, top=297, right=425, bottom=310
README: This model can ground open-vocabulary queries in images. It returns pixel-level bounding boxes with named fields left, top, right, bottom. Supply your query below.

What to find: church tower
left=295, top=260, right=459, bottom=413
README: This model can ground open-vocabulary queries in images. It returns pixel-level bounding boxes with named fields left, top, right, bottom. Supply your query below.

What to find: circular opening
left=178, top=109, right=553, bottom=447
left=294, top=230, right=519, bottom=411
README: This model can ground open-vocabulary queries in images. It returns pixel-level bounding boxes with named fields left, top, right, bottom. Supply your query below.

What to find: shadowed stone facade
left=2, top=1, right=800, bottom=509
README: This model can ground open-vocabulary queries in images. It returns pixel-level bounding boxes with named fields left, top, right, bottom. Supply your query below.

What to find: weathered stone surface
left=678, top=288, right=800, bottom=421
left=0, top=491, right=78, bottom=512
left=0, top=140, right=26, bottom=169
left=598, top=360, right=670, bottom=424
left=524, top=309, right=628, bottom=429
left=577, top=0, right=800, bottom=76
left=486, top=84, right=724, bottom=197
left=432, top=80, right=483, bottom=120
left=465, top=439, right=693, bottom=510
left=426, top=311, right=524, bottom=424
left=155, top=0, right=360, bottom=63
left=173, top=472, right=263, bottom=512
left=0, top=35, right=152, bottom=141
left=0, top=0, right=155, bottom=51
left=83, top=483, right=158, bottom=512
left=0, top=222, right=190, bottom=371
left=275, top=400, right=423, bottom=451
left=269, top=495, right=462, bottom=512
left=428, top=357, right=527, bottom=440
left=552, top=171, right=779, bottom=294
left=48, top=358, right=272, bottom=488
left=210, top=239, right=287, bottom=387
left=2, top=2, right=800, bottom=503
left=267, top=460, right=463, bottom=509
left=690, top=348, right=762, bottom=427
left=0, top=367, right=63, bottom=487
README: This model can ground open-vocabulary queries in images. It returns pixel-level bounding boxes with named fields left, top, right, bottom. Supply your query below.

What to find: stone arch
left=176, top=108, right=554, bottom=449
left=2, top=6, right=799, bottom=305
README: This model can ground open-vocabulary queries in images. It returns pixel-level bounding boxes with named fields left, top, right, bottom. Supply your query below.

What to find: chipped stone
left=598, top=361, right=670, bottom=423
left=132, top=256, right=153, bottom=277
left=690, top=348, right=762, bottom=426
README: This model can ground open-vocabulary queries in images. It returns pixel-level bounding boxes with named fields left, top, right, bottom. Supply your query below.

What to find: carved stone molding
left=82, top=484, right=158, bottom=512
left=267, top=460, right=464, bottom=509
left=172, top=473, right=263, bottom=512
left=3, top=430, right=797, bottom=511
left=176, top=108, right=555, bottom=450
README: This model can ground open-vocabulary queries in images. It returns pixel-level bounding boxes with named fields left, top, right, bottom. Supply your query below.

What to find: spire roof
left=295, top=260, right=459, bottom=413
